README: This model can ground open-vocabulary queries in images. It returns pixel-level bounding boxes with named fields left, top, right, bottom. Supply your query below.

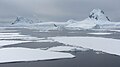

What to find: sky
left=0, top=0, right=120, bottom=22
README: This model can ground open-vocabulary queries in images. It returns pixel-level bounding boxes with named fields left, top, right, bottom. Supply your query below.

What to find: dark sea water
left=0, top=27, right=120, bottom=67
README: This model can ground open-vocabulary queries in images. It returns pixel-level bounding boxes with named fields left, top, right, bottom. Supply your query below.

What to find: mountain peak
left=11, top=16, right=33, bottom=25
left=88, top=9, right=110, bottom=21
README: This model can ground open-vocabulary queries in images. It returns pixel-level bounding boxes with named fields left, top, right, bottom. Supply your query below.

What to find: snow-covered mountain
left=30, top=20, right=76, bottom=31
left=11, top=16, right=74, bottom=28
left=11, top=16, right=34, bottom=26
left=66, top=9, right=120, bottom=29
left=11, top=9, right=120, bottom=30
left=88, top=9, right=110, bottom=21
left=10, top=16, right=77, bottom=31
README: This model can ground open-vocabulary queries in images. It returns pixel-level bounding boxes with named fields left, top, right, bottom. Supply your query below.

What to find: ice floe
left=0, top=47, right=74, bottom=63
left=49, top=37, right=120, bottom=56
left=0, top=33, right=27, bottom=38
left=35, top=40, right=54, bottom=42
left=0, top=30, right=17, bottom=32
left=48, top=46, right=89, bottom=52
left=87, top=32, right=111, bottom=35
left=0, top=32, right=44, bottom=41
left=110, top=30, right=120, bottom=32
left=0, top=32, right=54, bottom=47
left=0, top=33, right=19, bottom=35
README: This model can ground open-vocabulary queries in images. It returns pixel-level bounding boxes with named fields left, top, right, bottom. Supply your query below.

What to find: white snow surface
left=87, top=32, right=111, bottom=35
left=110, top=30, right=120, bottom=32
left=48, top=46, right=89, bottom=52
left=0, top=47, right=74, bottom=63
left=66, top=18, right=96, bottom=29
left=0, top=33, right=31, bottom=47
left=50, top=37, right=120, bottom=56
left=0, top=30, right=17, bottom=32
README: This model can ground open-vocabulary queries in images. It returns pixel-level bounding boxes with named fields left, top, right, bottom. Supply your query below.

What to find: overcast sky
left=0, top=0, right=120, bottom=22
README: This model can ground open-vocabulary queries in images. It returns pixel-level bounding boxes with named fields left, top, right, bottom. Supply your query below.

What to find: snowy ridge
left=66, top=18, right=96, bottom=29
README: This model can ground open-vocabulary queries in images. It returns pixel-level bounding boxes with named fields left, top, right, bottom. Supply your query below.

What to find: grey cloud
left=0, top=0, right=120, bottom=22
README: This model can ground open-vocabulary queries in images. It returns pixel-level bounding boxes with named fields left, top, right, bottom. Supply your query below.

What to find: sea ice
left=50, top=37, right=120, bottom=56
left=48, top=46, right=89, bottom=52
left=87, top=33, right=111, bottom=35
left=0, top=47, right=74, bottom=63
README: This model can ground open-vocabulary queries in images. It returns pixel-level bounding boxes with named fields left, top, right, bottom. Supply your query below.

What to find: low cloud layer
left=0, top=0, right=120, bottom=22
